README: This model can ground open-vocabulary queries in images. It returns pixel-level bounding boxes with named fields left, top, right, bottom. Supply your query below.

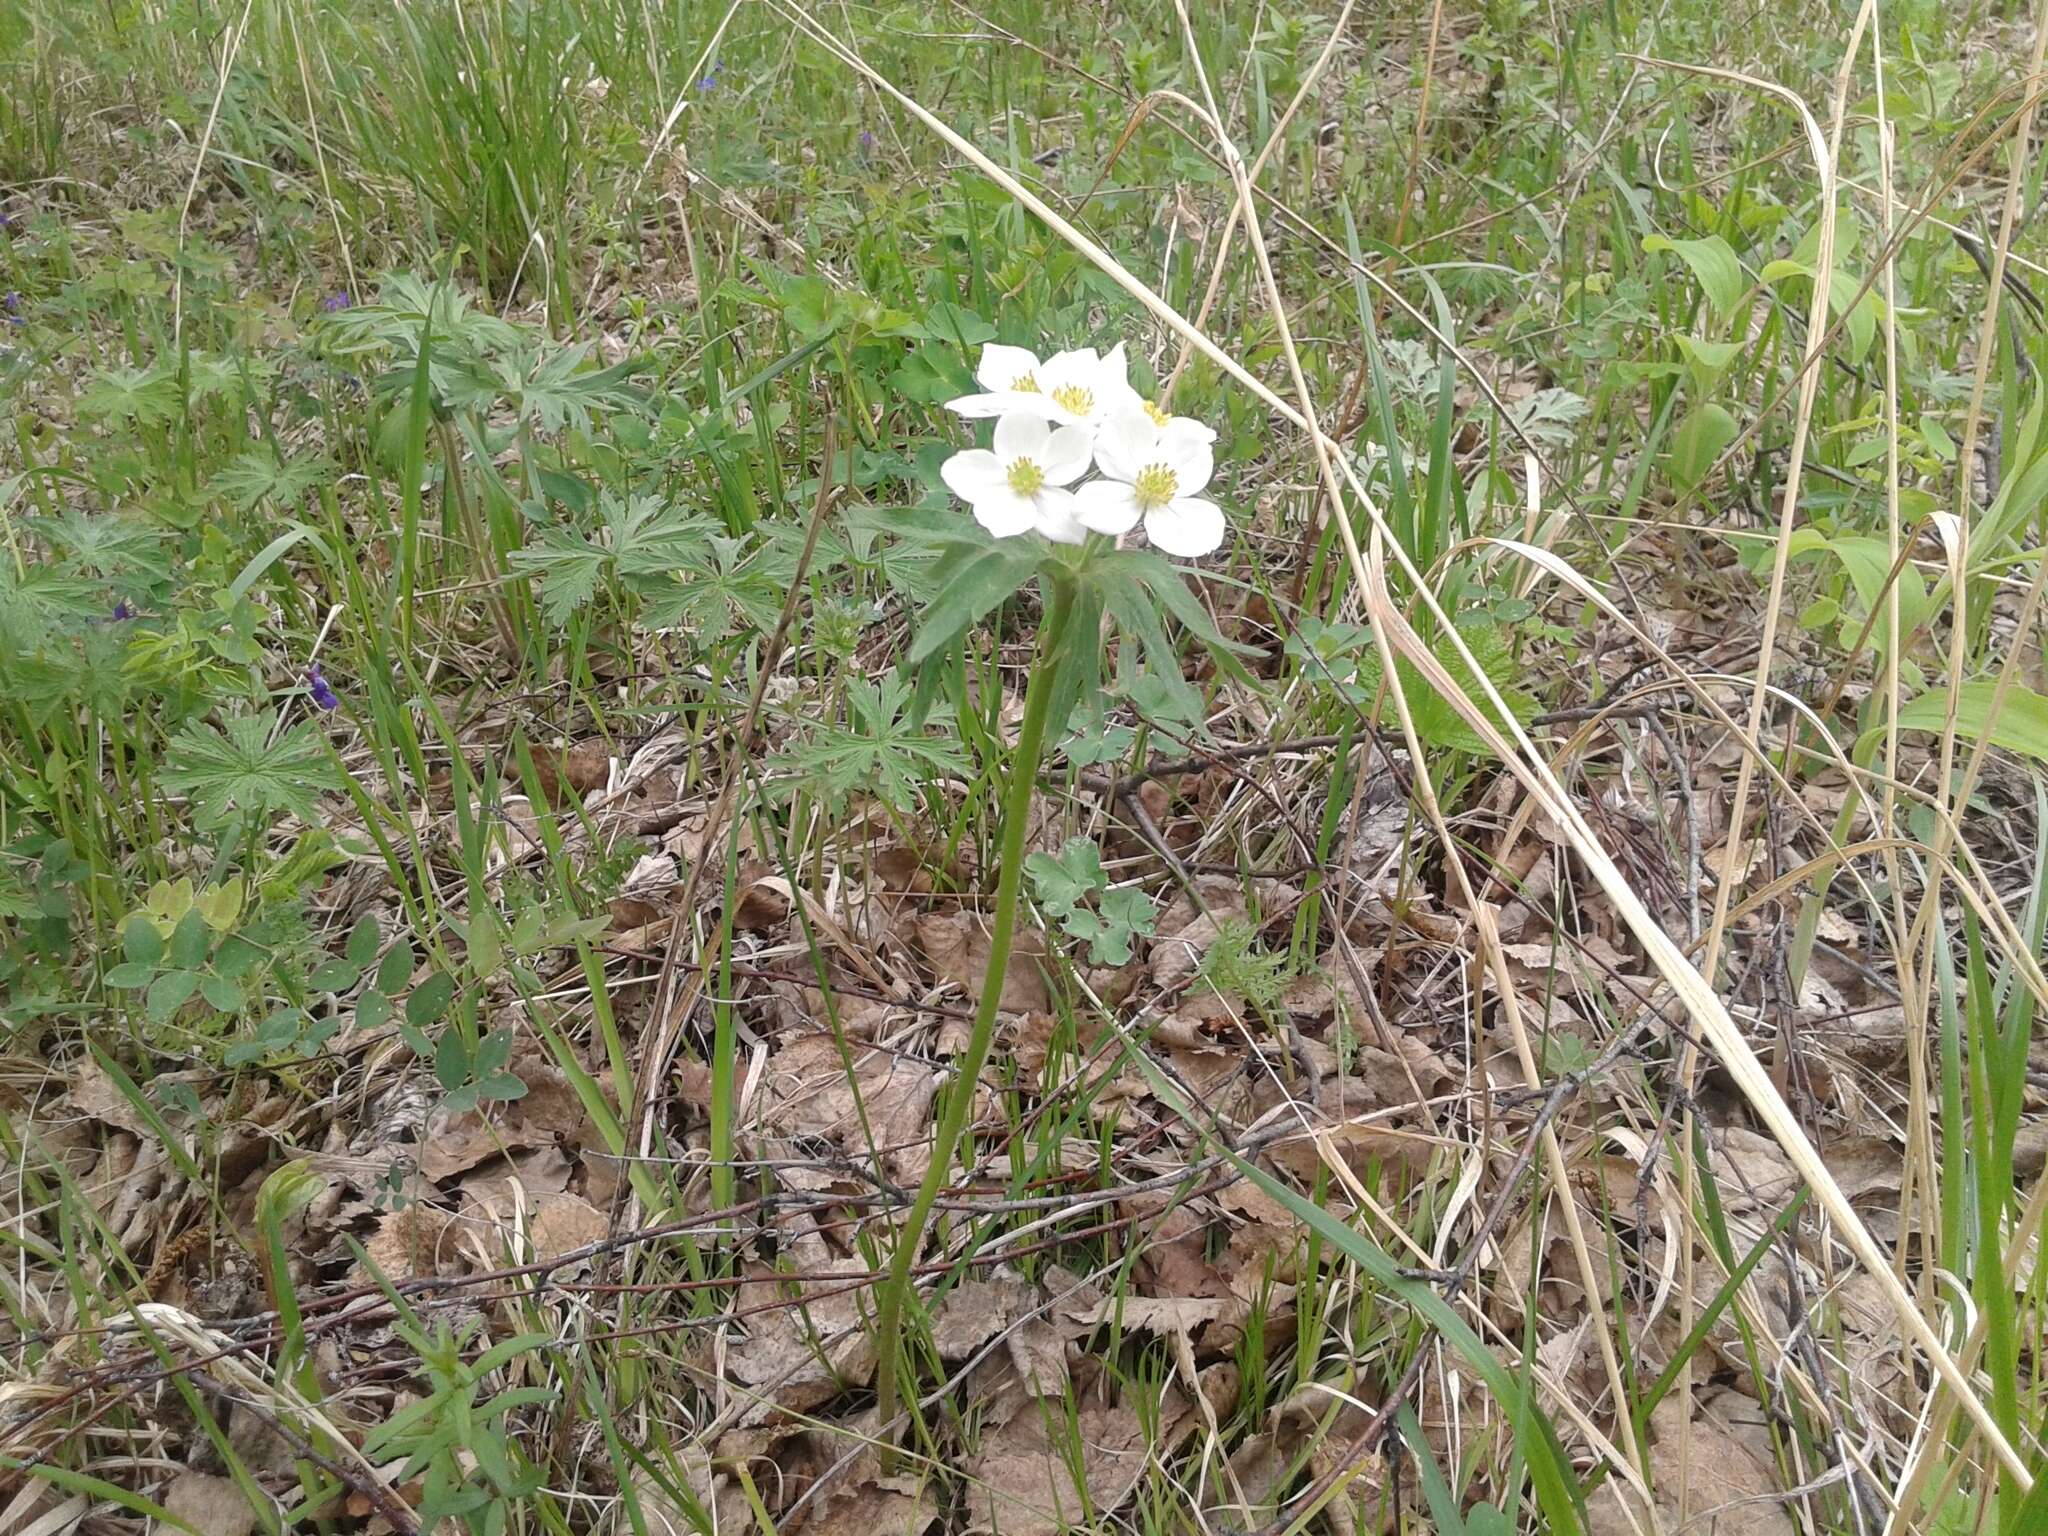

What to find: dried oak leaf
left=762, top=1033, right=937, bottom=1183
left=358, top=1201, right=457, bottom=1285
left=965, top=1384, right=1198, bottom=1536
left=528, top=741, right=612, bottom=805
left=728, top=1230, right=877, bottom=1417
left=914, top=912, right=1050, bottom=1013
left=1214, top=1387, right=1389, bottom=1536
left=798, top=1475, right=939, bottom=1536
left=68, top=1059, right=157, bottom=1140
left=460, top=1188, right=608, bottom=1268
left=1588, top=1390, right=1793, bottom=1536
left=162, top=1470, right=261, bottom=1536
left=929, top=1274, right=1039, bottom=1359
left=419, top=1059, right=594, bottom=1182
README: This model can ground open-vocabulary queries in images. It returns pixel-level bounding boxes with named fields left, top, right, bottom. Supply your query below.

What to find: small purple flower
left=112, top=600, right=134, bottom=621
left=306, top=663, right=339, bottom=711
left=858, top=130, right=877, bottom=156
left=320, top=291, right=352, bottom=313
left=2, top=293, right=19, bottom=326
left=698, top=64, right=721, bottom=92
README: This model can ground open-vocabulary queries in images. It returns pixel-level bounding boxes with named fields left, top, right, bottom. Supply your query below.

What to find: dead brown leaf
left=160, top=1470, right=260, bottom=1536
left=728, top=1228, right=878, bottom=1417
left=914, top=912, right=1051, bottom=1013
left=761, top=1033, right=936, bottom=1183
left=964, top=1383, right=1198, bottom=1536
left=528, top=741, right=612, bottom=805
left=418, top=1057, right=596, bottom=1182
left=1589, top=1390, right=1794, bottom=1536
left=357, top=1202, right=456, bottom=1284
left=528, top=1191, right=608, bottom=1262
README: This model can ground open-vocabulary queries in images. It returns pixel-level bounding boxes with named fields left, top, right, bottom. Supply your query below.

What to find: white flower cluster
left=938, top=343, right=1225, bottom=558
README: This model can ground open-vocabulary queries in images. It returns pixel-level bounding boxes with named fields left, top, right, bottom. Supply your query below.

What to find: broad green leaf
left=1667, top=403, right=1740, bottom=491
left=1888, top=682, right=2048, bottom=761
left=921, top=302, right=996, bottom=346
left=408, top=972, right=456, bottom=1027
left=905, top=540, right=1040, bottom=665
left=168, top=909, right=211, bottom=970
left=1644, top=233, right=1747, bottom=319
left=346, top=914, right=382, bottom=968
left=1674, top=334, right=1743, bottom=394
left=376, top=944, right=416, bottom=995
left=148, top=969, right=201, bottom=1018
left=124, top=914, right=164, bottom=968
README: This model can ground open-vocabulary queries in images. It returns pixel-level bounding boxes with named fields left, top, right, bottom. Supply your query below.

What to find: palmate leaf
left=78, top=364, right=183, bottom=427
left=0, top=563, right=105, bottom=653
left=904, top=537, right=1042, bottom=665
left=508, top=494, right=715, bottom=626
left=637, top=537, right=785, bottom=644
left=512, top=343, right=648, bottom=435
left=207, top=450, right=336, bottom=513
left=162, top=712, right=347, bottom=830
left=772, top=674, right=972, bottom=816
left=509, top=523, right=612, bottom=626
left=34, top=510, right=171, bottom=583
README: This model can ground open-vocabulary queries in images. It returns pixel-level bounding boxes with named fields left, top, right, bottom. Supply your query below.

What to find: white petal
left=947, top=390, right=1059, bottom=421
left=1074, top=479, right=1142, bottom=535
left=1160, top=426, right=1214, bottom=496
left=1169, top=414, right=1219, bottom=445
left=1034, top=349, right=1102, bottom=408
left=976, top=343, right=1041, bottom=393
left=940, top=448, right=1008, bottom=503
left=1039, top=347, right=1099, bottom=381
left=1038, top=423, right=1095, bottom=485
left=971, top=487, right=1040, bottom=538
left=992, top=411, right=1050, bottom=463
left=1092, top=407, right=1158, bottom=484
left=1146, top=497, right=1225, bottom=558
left=1097, top=340, right=1131, bottom=394
left=1032, top=487, right=1087, bottom=544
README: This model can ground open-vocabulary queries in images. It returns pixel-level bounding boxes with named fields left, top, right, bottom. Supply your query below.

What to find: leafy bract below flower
left=940, top=412, right=1091, bottom=543
left=948, top=342, right=1137, bottom=434
left=1075, top=405, right=1226, bottom=557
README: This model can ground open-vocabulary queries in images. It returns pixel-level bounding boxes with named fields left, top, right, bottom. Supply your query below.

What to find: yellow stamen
left=1006, top=458, right=1045, bottom=496
left=1012, top=371, right=1039, bottom=392
left=1050, top=383, right=1094, bottom=415
left=1143, top=398, right=1171, bottom=428
left=1132, top=463, right=1177, bottom=510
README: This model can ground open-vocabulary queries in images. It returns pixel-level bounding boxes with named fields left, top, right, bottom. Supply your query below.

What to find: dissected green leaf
left=161, top=713, right=347, bottom=830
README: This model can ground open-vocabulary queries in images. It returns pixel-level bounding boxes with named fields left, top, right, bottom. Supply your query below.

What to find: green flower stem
left=873, top=571, right=1075, bottom=1438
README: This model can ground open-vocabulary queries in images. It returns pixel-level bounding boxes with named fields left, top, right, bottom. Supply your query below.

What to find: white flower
left=948, top=342, right=1138, bottom=434
left=1073, top=406, right=1226, bottom=557
left=940, top=412, right=1093, bottom=543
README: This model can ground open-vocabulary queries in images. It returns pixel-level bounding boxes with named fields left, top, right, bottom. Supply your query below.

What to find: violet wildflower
left=698, top=64, right=721, bottom=91
left=112, top=600, right=134, bottom=621
left=858, top=129, right=878, bottom=158
left=306, top=663, right=339, bottom=711
left=321, top=291, right=352, bottom=313
left=2, top=292, right=20, bottom=326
